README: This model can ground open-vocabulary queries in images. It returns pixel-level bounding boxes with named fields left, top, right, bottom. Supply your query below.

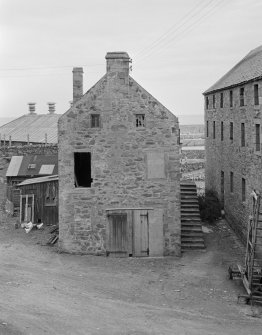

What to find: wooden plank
left=148, top=209, right=164, bottom=256
left=140, top=210, right=149, bottom=256
left=133, top=210, right=141, bottom=256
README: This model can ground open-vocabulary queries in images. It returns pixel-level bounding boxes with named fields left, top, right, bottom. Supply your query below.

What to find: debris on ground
left=47, top=225, right=59, bottom=245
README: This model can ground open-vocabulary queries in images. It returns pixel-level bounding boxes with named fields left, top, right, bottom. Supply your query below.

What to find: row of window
left=206, top=120, right=261, bottom=151
left=205, top=84, right=259, bottom=109
left=90, top=113, right=146, bottom=128
left=221, top=170, right=246, bottom=202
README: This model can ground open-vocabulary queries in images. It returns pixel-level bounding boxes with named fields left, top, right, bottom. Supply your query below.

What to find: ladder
left=229, top=191, right=262, bottom=305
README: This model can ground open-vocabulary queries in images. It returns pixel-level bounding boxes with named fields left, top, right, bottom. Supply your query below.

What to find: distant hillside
left=178, top=114, right=204, bottom=125
left=0, top=117, right=15, bottom=127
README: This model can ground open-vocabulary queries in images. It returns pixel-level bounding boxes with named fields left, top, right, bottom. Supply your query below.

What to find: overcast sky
left=0, top=0, right=262, bottom=121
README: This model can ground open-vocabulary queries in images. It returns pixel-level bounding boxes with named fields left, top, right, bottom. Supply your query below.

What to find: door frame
left=20, top=194, right=34, bottom=223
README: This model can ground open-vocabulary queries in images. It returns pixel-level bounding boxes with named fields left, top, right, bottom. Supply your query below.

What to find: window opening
left=206, top=121, right=209, bottom=137
left=242, top=178, right=246, bottom=202
left=220, top=92, right=224, bottom=108
left=206, top=96, right=209, bottom=109
left=241, top=123, right=245, bottom=147
left=240, top=87, right=245, bottom=106
left=212, top=94, right=216, bottom=109
left=136, top=114, right=145, bottom=128
left=213, top=121, right=216, bottom=139
left=230, top=122, right=233, bottom=140
left=230, top=171, right=234, bottom=193
left=255, top=124, right=261, bottom=152
left=221, top=121, right=224, bottom=141
left=230, top=90, right=233, bottom=107
left=74, top=152, right=92, bottom=187
left=254, top=84, right=259, bottom=105
left=91, top=114, right=100, bottom=128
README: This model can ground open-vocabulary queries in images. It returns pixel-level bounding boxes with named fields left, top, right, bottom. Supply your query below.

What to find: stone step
left=181, top=232, right=204, bottom=238
left=181, top=217, right=201, bottom=222
left=181, top=212, right=200, bottom=217
left=181, top=204, right=199, bottom=209
left=181, top=243, right=205, bottom=250
left=181, top=226, right=203, bottom=232
left=181, top=207, right=199, bottom=212
left=182, top=237, right=205, bottom=243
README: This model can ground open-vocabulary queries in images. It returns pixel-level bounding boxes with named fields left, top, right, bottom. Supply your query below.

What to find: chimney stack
left=28, top=103, right=36, bottom=114
left=73, top=67, right=83, bottom=103
left=47, top=102, right=56, bottom=114
left=105, top=52, right=130, bottom=76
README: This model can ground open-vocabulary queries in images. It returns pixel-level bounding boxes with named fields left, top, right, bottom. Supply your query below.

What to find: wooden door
left=108, top=213, right=128, bottom=257
left=20, top=195, right=34, bottom=223
left=133, top=210, right=149, bottom=257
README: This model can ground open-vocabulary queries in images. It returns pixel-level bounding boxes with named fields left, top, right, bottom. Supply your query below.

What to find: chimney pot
left=28, top=103, right=36, bottom=114
left=47, top=102, right=56, bottom=114
left=73, top=67, right=83, bottom=103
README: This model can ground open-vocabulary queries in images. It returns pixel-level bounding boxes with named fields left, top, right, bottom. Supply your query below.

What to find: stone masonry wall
left=58, top=62, right=180, bottom=256
left=205, top=81, right=262, bottom=242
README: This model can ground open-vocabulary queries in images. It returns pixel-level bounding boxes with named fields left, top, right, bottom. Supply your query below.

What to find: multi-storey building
left=204, top=46, right=262, bottom=241
left=58, top=52, right=181, bottom=256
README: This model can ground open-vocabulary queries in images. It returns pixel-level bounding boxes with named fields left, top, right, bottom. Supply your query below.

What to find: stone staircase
left=180, top=181, right=205, bottom=251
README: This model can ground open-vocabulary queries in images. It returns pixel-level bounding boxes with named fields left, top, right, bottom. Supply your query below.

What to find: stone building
left=204, top=45, right=262, bottom=241
left=58, top=52, right=180, bottom=256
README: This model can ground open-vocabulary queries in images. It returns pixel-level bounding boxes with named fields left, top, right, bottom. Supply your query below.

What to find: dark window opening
left=242, top=178, right=246, bottom=202
left=241, top=123, right=245, bottom=147
left=74, top=152, right=92, bottom=187
left=91, top=114, right=100, bottom=128
left=240, top=87, right=245, bottom=106
left=230, top=171, right=234, bottom=193
left=213, top=121, right=216, bottom=139
left=206, top=121, right=209, bottom=137
left=136, top=114, right=145, bottom=128
left=255, top=124, right=261, bottom=151
left=230, top=90, right=233, bottom=107
left=230, top=122, right=233, bottom=140
left=254, top=84, right=259, bottom=105
left=212, top=94, right=216, bottom=109
left=220, top=92, right=224, bottom=108
left=221, top=121, right=224, bottom=141
left=206, top=96, right=209, bottom=109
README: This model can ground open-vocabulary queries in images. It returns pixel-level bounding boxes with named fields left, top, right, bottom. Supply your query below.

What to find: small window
left=221, top=121, right=224, bottom=141
left=255, top=124, right=260, bottom=152
left=242, top=178, right=246, bottom=202
left=212, top=94, right=216, bottom=109
left=230, top=171, right=234, bottom=193
left=220, top=92, right=224, bottom=108
left=241, top=123, right=245, bottom=147
left=206, top=120, right=209, bottom=137
left=240, top=87, right=245, bottom=107
left=28, top=164, right=36, bottom=169
left=206, top=96, right=209, bottom=109
left=74, top=152, right=92, bottom=187
left=136, top=114, right=145, bottom=128
left=213, top=121, right=216, bottom=139
left=230, top=122, right=233, bottom=140
left=230, top=90, right=233, bottom=108
left=254, top=84, right=259, bottom=105
left=91, top=114, right=100, bottom=128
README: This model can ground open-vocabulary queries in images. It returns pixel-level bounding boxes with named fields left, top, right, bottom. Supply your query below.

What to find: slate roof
left=204, top=45, right=262, bottom=94
left=17, top=174, right=58, bottom=186
left=6, top=155, right=58, bottom=177
left=0, top=113, right=62, bottom=143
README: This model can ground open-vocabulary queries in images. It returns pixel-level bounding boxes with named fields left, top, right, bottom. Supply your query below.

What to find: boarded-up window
left=147, top=152, right=165, bottom=179
left=74, top=152, right=92, bottom=187
left=255, top=124, right=260, bottom=152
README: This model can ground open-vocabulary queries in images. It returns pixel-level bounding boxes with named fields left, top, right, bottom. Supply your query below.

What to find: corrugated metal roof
left=17, top=174, right=58, bottom=186
left=204, top=45, right=262, bottom=94
left=6, top=156, right=23, bottom=177
left=0, top=113, right=62, bottom=143
left=6, top=155, right=58, bottom=177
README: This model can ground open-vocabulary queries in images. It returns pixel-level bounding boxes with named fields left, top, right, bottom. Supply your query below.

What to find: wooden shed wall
left=19, top=180, right=58, bottom=226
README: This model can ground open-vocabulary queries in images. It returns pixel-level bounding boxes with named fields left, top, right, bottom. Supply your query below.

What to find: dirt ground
left=0, top=215, right=261, bottom=335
